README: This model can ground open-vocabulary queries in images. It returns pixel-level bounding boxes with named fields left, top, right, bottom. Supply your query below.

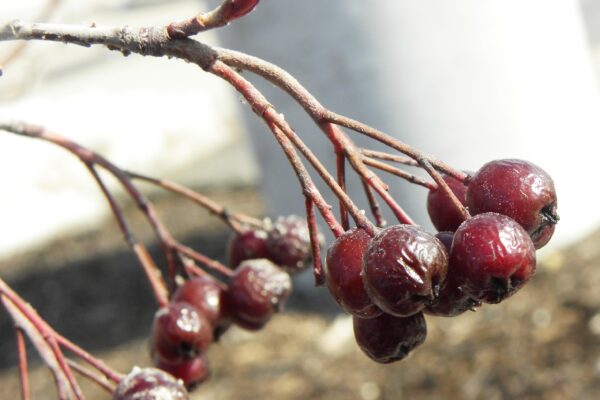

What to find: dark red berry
left=353, top=312, right=427, bottom=363
left=113, top=367, right=188, bottom=400
left=450, top=212, right=536, bottom=304
left=225, top=259, right=292, bottom=330
left=153, top=355, right=210, bottom=390
left=362, top=225, right=448, bottom=317
left=172, top=276, right=225, bottom=326
left=266, top=215, right=313, bottom=273
left=150, top=302, right=213, bottom=362
left=434, top=231, right=454, bottom=252
left=427, top=174, right=468, bottom=232
left=325, top=228, right=382, bottom=318
left=227, top=228, right=270, bottom=268
left=466, top=159, right=558, bottom=248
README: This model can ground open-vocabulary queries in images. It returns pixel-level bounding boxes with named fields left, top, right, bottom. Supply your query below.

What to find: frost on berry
left=150, top=302, right=213, bottom=362
left=265, top=215, right=314, bottom=273
left=450, top=212, right=536, bottom=304
left=172, top=276, right=226, bottom=326
left=353, top=312, right=427, bottom=364
left=225, top=258, right=292, bottom=330
left=113, top=367, right=188, bottom=400
left=466, top=159, right=558, bottom=249
left=325, top=227, right=382, bottom=318
left=362, top=225, right=448, bottom=317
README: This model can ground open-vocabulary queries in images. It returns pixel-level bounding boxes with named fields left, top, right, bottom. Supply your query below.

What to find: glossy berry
left=227, top=228, right=270, bottom=269
left=150, top=302, right=213, bottom=362
left=325, top=228, right=382, bottom=319
left=266, top=215, right=313, bottom=273
left=172, top=276, right=225, bottom=326
left=450, top=212, right=536, bottom=304
left=113, top=367, right=188, bottom=400
left=225, top=259, right=292, bottom=330
left=154, top=355, right=210, bottom=390
left=466, top=159, right=558, bottom=248
left=362, top=225, right=448, bottom=317
left=353, top=312, right=427, bottom=363
left=427, top=174, right=469, bottom=232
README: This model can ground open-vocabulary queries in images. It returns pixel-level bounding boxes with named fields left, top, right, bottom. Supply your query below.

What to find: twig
left=305, top=198, right=324, bottom=285
left=15, top=327, right=30, bottom=400
left=362, top=157, right=436, bottom=189
left=66, top=359, right=116, bottom=394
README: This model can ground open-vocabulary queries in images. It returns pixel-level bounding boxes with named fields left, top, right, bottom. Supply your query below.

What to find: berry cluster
left=326, top=159, right=558, bottom=363
left=146, top=215, right=311, bottom=387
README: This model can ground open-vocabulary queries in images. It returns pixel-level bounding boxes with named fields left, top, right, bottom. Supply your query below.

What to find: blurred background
left=1, top=0, right=600, bottom=399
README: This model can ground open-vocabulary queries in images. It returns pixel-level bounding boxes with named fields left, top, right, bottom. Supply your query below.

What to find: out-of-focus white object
left=0, top=0, right=258, bottom=258
left=220, top=0, right=600, bottom=252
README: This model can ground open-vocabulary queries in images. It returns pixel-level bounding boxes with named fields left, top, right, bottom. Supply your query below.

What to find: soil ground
left=0, top=186, right=599, bottom=400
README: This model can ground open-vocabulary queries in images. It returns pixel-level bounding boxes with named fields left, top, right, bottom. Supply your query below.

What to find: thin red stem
left=336, top=151, right=349, bottom=231
left=359, top=149, right=419, bottom=167
left=305, top=198, right=324, bottom=286
left=67, top=359, right=116, bottom=394
left=55, top=336, right=123, bottom=384
left=15, top=327, right=30, bottom=400
left=363, top=157, right=436, bottom=190
left=362, top=181, right=386, bottom=228
left=173, top=242, right=234, bottom=279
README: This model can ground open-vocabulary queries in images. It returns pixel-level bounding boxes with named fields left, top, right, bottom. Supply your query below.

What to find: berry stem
left=305, top=198, right=324, bottom=286
left=336, top=151, right=350, bottom=231
left=85, top=164, right=170, bottom=307
left=56, top=335, right=123, bottom=384
left=362, top=181, right=386, bottom=228
left=172, top=242, right=234, bottom=279
left=362, top=157, right=436, bottom=190
left=419, top=158, right=470, bottom=221
left=15, top=327, right=30, bottom=400
left=359, top=149, right=419, bottom=167
left=66, top=359, right=116, bottom=394
left=126, top=170, right=263, bottom=233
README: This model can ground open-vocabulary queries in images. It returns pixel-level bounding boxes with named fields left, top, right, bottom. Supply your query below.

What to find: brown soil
left=0, top=186, right=599, bottom=400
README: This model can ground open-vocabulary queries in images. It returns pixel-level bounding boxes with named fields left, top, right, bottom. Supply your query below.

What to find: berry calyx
left=450, top=212, right=536, bottom=303
left=150, top=302, right=213, bottom=362
left=266, top=215, right=313, bottom=273
left=325, top=227, right=382, bottom=319
left=362, top=225, right=448, bottom=317
left=225, top=259, right=292, bottom=330
left=427, top=174, right=469, bottom=232
left=466, top=159, right=558, bottom=248
left=353, top=312, right=427, bottom=364
left=113, top=367, right=188, bottom=400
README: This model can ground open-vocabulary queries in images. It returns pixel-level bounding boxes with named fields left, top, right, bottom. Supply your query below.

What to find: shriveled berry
left=227, top=228, right=269, bottom=269
left=326, top=228, right=382, bottom=318
left=153, top=355, right=210, bottom=390
left=353, top=312, right=427, bottom=363
left=450, top=212, right=536, bottom=304
left=150, top=302, right=213, bottom=362
left=172, top=276, right=225, bottom=326
left=427, top=174, right=469, bottom=232
left=113, top=367, right=188, bottom=400
left=266, top=215, right=313, bottom=273
left=466, top=159, right=558, bottom=248
left=225, top=259, right=292, bottom=330
left=362, top=225, right=448, bottom=317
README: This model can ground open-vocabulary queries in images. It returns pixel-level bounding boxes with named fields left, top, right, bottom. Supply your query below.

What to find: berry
left=172, top=276, right=225, bottom=326
left=266, top=215, right=313, bottom=273
left=150, top=302, right=213, bottom=362
left=466, top=159, right=558, bottom=248
left=434, top=231, right=454, bottom=252
left=153, top=355, right=210, bottom=390
left=362, top=225, right=448, bottom=317
left=225, top=259, right=292, bottom=330
left=113, top=367, right=188, bottom=400
left=325, top=228, right=382, bottom=318
left=227, top=228, right=269, bottom=268
left=427, top=174, right=468, bottom=231
left=353, top=312, right=427, bottom=363
left=450, top=212, right=536, bottom=303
